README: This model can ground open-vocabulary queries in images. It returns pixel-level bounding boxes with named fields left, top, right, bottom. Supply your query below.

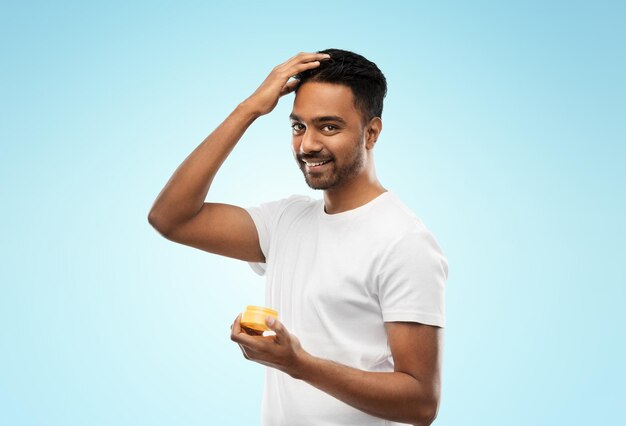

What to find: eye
left=291, top=123, right=305, bottom=133
left=322, top=125, right=338, bottom=132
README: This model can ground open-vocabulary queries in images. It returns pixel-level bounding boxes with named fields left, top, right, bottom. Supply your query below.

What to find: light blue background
left=1, top=1, right=624, bottom=424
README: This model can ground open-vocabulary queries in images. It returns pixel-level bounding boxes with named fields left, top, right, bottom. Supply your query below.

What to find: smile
left=303, top=159, right=332, bottom=168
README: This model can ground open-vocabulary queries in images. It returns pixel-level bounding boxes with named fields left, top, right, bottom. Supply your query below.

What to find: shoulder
left=248, top=193, right=315, bottom=211
left=246, top=193, right=319, bottom=224
left=367, top=191, right=431, bottom=239
left=369, top=192, right=448, bottom=274
left=274, top=193, right=318, bottom=216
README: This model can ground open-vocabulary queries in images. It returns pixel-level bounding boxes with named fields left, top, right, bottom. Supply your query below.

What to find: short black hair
left=294, top=48, right=387, bottom=125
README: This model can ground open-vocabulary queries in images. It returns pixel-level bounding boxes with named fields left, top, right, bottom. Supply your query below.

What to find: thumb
left=265, top=316, right=286, bottom=337
left=280, top=79, right=300, bottom=96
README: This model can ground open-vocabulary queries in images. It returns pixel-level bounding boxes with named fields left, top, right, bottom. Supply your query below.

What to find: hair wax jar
left=241, top=305, right=278, bottom=333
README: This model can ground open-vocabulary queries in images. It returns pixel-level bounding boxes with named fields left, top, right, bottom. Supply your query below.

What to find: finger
left=280, top=79, right=300, bottom=97
left=237, top=343, right=251, bottom=360
left=278, top=52, right=330, bottom=71
left=287, top=51, right=331, bottom=63
left=231, top=313, right=243, bottom=334
left=230, top=313, right=248, bottom=341
left=231, top=314, right=263, bottom=347
left=243, top=326, right=264, bottom=336
left=281, top=60, right=326, bottom=80
left=265, top=316, right=287, bottom=342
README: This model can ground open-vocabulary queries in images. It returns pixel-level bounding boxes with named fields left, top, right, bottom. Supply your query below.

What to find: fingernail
left=266, top=316, right=275, bottom=326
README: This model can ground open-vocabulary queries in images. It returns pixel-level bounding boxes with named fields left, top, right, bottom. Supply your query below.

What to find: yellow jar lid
left=241, top=305, right=279, bottom=332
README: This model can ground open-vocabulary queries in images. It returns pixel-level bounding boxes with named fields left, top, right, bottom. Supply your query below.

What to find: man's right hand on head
left=148, top=52, right=331, bottom=265
left=241, top=51, right=331, bottom=117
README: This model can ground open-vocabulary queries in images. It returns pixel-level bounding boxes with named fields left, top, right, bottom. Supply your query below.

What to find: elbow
left=411, top=400, right=439, bottom=426
left=424, top=407, right=439, bottom=426
left=147, top=210, right=172, bottom=237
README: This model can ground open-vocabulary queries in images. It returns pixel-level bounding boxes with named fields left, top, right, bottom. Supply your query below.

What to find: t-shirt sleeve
left=377, top=230, right=449, bottom=327
left=244, top=195, right=306, bottom=276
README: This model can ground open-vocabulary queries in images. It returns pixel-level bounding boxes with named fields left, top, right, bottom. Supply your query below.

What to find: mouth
left=302, top=159, right=333, bottom=171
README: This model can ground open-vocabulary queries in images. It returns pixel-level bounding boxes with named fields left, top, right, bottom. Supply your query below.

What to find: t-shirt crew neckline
left=319, top=190, right=392, bottom=221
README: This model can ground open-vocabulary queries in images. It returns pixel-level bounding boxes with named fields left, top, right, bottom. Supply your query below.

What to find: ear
left=365, top=117, right=382, bottom=150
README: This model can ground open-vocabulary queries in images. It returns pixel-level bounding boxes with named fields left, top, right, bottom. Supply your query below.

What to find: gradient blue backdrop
left=1, top=1, right=624, bottom=424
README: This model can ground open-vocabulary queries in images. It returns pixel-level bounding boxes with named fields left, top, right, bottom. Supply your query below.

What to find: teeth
left=305, top=160, right=331, bottom=167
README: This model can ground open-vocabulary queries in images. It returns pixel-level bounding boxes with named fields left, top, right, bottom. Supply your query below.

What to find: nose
left=299, top=128, right=323, bottom=155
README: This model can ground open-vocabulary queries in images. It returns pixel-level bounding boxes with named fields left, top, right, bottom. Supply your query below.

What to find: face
left=290, top=82, right=368, bottom=190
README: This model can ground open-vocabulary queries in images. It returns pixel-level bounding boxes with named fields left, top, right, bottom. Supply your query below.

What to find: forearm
left=294, top=352, right=438, bottom=426
left=148, top=101, right=259, bottom=233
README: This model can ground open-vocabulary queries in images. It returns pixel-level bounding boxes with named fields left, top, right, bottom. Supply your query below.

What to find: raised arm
left=147, top=52, right=332, bottom=261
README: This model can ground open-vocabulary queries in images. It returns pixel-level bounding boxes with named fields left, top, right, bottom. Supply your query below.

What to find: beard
left=296, top=135, right=365, bottom=190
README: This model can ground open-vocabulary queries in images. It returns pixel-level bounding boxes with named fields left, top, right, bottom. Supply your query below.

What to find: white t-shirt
left=245, top=191, right=448, bottom=426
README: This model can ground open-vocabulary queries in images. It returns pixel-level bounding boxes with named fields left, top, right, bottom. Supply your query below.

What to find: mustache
left=296, top=153, right=334, bottom=162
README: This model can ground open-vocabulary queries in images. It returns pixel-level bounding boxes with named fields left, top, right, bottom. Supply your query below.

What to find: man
left=148, top=49, right=448, bottom=426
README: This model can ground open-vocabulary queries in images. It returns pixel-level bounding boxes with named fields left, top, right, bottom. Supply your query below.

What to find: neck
left=323, top=167, right=386, bottom=214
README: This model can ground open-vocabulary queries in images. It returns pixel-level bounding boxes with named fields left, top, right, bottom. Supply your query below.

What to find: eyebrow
left=289, top=113, right=347, bottom=125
